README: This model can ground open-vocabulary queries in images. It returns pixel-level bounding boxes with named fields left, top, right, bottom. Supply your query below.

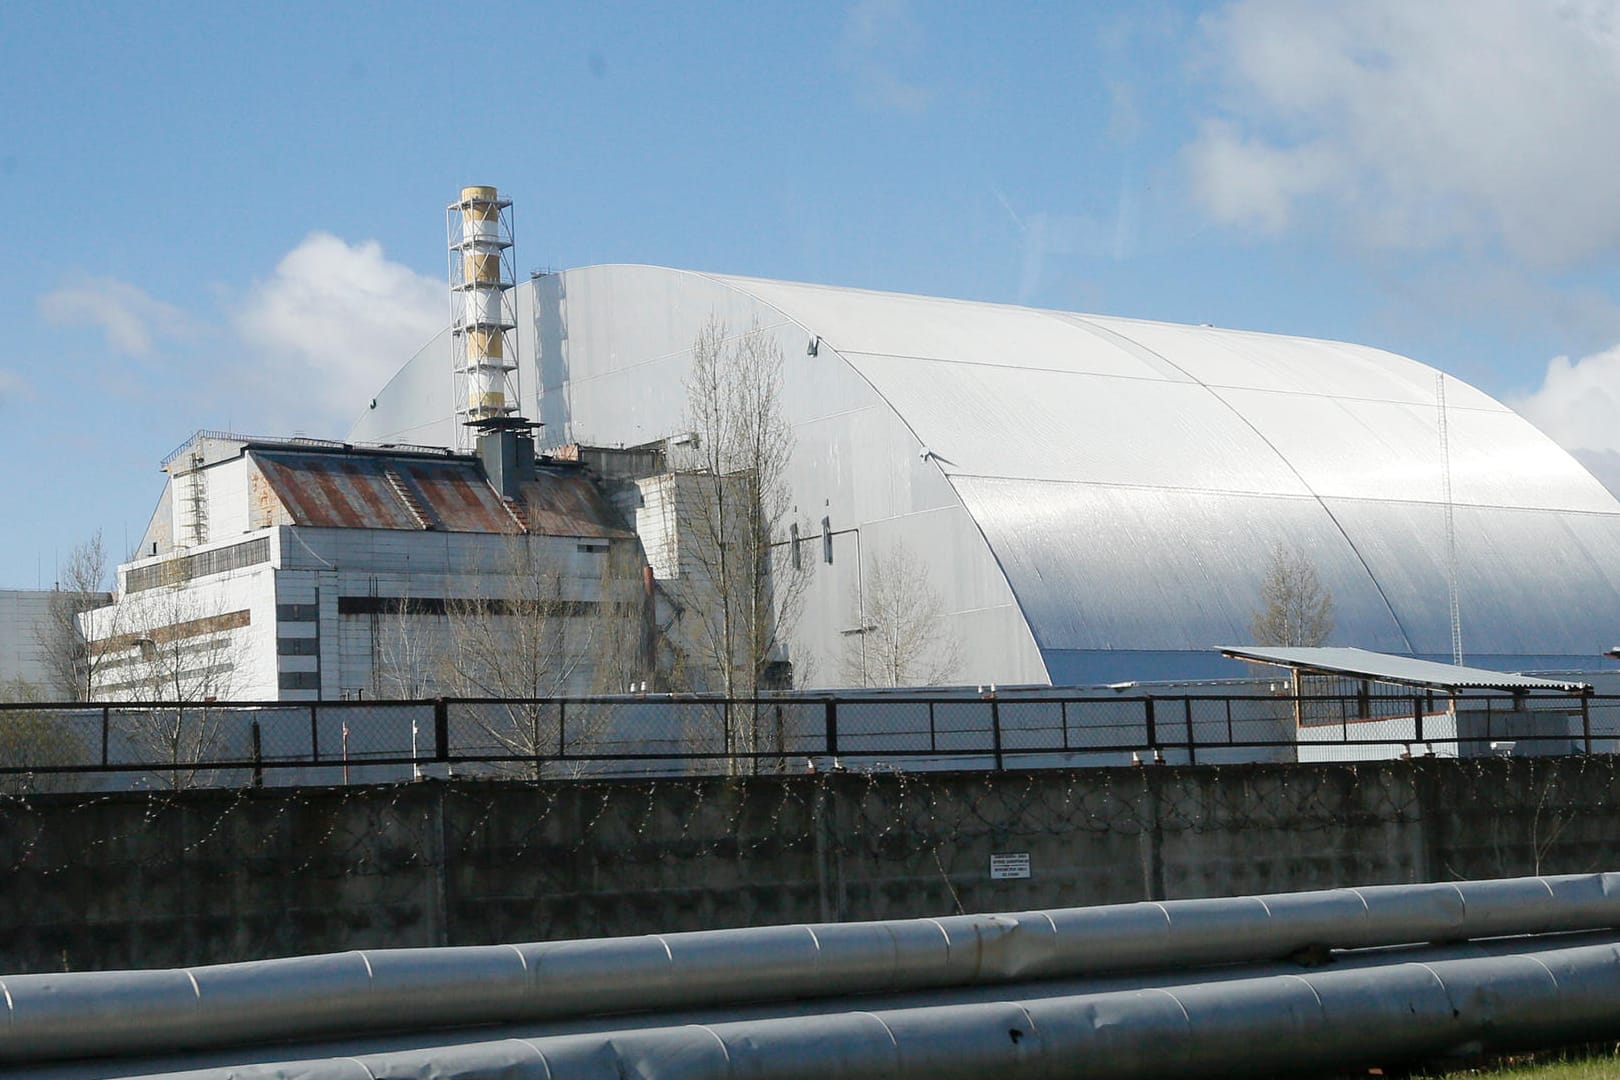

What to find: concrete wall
left=0, top=590, right=54, bottom=690
left=1, top=755, right=1615, bottom=974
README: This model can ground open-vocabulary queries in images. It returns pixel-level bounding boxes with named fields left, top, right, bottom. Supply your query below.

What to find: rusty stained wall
left=248, top=464, right=294, bottom=531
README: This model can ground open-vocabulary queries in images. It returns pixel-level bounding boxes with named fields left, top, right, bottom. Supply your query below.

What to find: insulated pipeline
left=3, top=872, right=1618, bottom=1065
left=117, top=937, right=1620, bottom=1080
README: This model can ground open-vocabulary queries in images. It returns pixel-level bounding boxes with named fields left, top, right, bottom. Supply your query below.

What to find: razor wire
left=1, top=752, right=1617, bottom=972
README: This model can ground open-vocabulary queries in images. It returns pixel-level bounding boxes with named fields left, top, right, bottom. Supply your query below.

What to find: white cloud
left=233, top=233, right=443, bottom=431
left=1514, top=343, right=1620, bottom=453
left=0, top=368, right=30, bottom=407
left=839, top=0, right=936, bottom=113
left=1187, top=1, right=1620, bottom=265
left=38, top=278, right=194, bottom=355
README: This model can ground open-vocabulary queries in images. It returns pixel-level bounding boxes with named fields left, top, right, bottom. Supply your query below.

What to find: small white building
left=84, top=428, right=653, bottom=703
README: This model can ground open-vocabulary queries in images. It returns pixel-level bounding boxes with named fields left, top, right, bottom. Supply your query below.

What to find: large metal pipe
left=87, top=936, right=1620, bottom=1080
left=3, top=873, right=1618, bottom=1065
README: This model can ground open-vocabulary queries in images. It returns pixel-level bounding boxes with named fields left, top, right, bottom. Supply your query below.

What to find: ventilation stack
left=447, top=186, right=520, bottom=450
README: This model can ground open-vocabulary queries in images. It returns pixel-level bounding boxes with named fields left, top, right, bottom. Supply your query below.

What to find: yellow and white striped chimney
left=448, top=185, right=519, bottom=447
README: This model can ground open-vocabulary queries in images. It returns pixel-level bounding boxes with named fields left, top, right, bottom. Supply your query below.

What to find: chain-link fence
left=0, top=686, right=1605, bottom=791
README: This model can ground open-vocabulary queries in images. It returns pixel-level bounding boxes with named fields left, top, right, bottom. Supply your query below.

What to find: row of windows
left=278, top=671, right=320, bottom=690
left=127, top=537, right=270, bottom=593
left=277, top=603, right=319, bottom=622
left=276, top=636, right=319, bottom=656
left=336, top=596, right=604, bottom=617
left=96, top=660, right=237, bottom=696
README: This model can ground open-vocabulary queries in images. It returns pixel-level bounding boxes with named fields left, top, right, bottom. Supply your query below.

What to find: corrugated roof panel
left=253, top=453, right=419, bottom=530
left=706, top=277, right=1187, bottom=382
left=1217, top=646, right=1590, bottom=693
left=1322, top=498, right=1620, bottom=656
left=250, top=450, right=628, bottom=538
left=951, top=477, right=1413, bottom=655
left=1208, top=390, right=1618, bottom=512
left=1081, top=315, right=1495, bottom=407
left=838, top=351, right=1311, bottom=495
left=518, top=469, right=635, bottom=540
left=398, top=460, right=518, bottom=534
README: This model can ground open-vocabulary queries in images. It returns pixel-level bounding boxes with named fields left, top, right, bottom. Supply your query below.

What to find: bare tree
left=839, top=542, right=962, bottom=687
left=1250, top=545, right=1335, bottom=647
left=440, top=530, right=651, bottom=777
left=669, top=317, right=809, bottom=761
left=35, top=531, right=115, bottom=701
left=372, top=589, right=443, bottom=700
left=0, top=678, right=88, bottom=793
left=87, top=580, right=248, bottom=788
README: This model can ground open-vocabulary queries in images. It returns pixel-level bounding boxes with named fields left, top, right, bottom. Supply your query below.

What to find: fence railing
left=0, top=688, right=1610, bottom=791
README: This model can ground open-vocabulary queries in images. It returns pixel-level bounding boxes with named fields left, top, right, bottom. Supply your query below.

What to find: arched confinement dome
left=352, top=265, right=1620, bottom=685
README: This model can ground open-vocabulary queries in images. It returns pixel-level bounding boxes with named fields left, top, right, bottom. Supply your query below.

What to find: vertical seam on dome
left=1054, top=311, right=1417, bottom=654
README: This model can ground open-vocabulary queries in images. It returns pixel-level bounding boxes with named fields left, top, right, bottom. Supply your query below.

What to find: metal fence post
left=251, top=721, right=264, bottom=789
left=434, top=698, right=449, bottom=762
left=309, top=704, right=320, bottom=763
left=1144, top=697, right=1158, bottom=755
left=1581, top=694, right=1592, bottom=755
left=101, top=705, right=110, bottom=768
left=824, top=699, right=838, bottom=757
left=1060, top=700, right=1069, bottom=752
left=530, top=706, right=541, bottom=772
left=989, top=692, right=1004, bottom=771
left=1413, top=696, right=1424, bottom=747
left=1183, top=698, right=1197, bottom=766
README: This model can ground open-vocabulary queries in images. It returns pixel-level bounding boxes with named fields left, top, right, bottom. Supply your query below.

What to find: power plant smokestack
left=448, top=185, right=520, bottom=450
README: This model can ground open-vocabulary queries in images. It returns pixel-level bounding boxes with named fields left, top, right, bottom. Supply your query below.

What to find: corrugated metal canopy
left=1218, top=646, right=1591, bottom=693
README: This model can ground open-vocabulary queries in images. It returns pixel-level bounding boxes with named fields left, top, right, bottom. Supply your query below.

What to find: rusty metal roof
left=518, top=466, right=634, bottom=539
left=250, top=449, right=630, bottom=538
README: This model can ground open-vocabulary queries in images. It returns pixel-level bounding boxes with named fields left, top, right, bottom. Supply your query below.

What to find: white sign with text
left=990, top=853, right=1031, bottom=880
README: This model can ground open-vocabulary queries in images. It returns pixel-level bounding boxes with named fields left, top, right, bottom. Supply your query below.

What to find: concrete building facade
left=85, top=431, right=650, bottom=702
left=0, top=590, right=57, bottom=693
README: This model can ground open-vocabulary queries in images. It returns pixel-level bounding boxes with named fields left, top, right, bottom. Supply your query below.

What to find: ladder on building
left=181, top=449, right=208, bottom=548
left=382, top=467, right=434, bottom=530
left=500, top=496, right=529, bottom=532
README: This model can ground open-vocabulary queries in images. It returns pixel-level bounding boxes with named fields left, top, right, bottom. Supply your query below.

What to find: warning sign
left=990, top=853, right=1031, bottom=880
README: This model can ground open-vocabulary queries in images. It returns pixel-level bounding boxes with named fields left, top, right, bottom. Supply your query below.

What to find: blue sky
left=5, top=0, right=1620, bottom=586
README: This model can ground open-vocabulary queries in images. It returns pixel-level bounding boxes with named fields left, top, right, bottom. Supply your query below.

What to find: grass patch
left=1378, top=1043, right=1620, bottom=1078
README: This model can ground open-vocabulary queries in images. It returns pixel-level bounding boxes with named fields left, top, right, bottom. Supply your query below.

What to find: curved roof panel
left=705, top=271, right=1620, bottom=663
left=356, top=266, right=1620, bottom=679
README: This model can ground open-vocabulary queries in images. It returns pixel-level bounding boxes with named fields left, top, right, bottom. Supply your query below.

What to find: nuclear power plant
left=64, top=185, right=1620, bottom=703
left=21, top=184, right=1620, bottom=1080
